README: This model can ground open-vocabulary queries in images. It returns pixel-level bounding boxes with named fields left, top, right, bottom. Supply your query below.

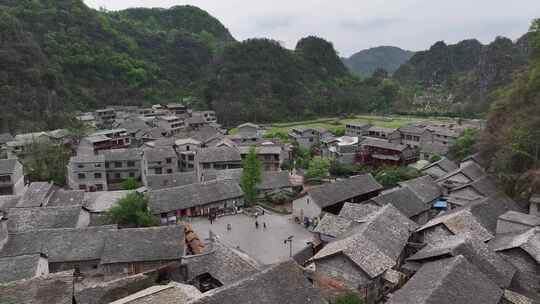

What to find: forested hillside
left=394, top=35, right=530, bottom=114
left=0, top=0, right=402, bottom=132
left=342, top=46, right=414, bottom=77
left=478, top=19, right=540, bottom=198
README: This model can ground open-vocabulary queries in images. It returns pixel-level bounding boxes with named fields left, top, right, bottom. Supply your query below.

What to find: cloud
left=254, top=14, right=295, bottom=31
left=339, top=18, right=405, bottom=32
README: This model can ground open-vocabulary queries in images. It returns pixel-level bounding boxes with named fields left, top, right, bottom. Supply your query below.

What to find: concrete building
left=398, top=125, right=432, bottom=149
left=94, top=108, right=116, bottom=127
left=141, top=147, right=179, bottom=186
left=175, top=138, right=202, bottom=172
left=100, top=148, right=142, bottom=185
left=0, top=159, right=25, bottom=196
left=345, top=123, right=372, bottom=137
left=196, top=147, right=242, bottom=181
left=67, top=155, right=108, bottom=192
left=238, top=145, right=283, bottom=171
left=288, top=127, right=329, bottom=150
left=155, top=116, right=185, bottom=136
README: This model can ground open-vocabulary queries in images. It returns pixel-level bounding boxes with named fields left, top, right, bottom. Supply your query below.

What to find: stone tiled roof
left=196, top=147, right=241, bottom=163
left=312, top=205, right=417, bottom=278
left=0, top=271, right=74, bottom=304
left=399, top=175, right=443, bottom=204
left=372, top=186, right=429, bottom=218
left=257, top=171, right=292, bottom=191
left=489, top=227, right=540, bottom=264
left=109, top=282, right=201, bottom=304
left=145, top=172, right=197, bottom=190
left=386, top=256, right=503, bottom=304
left=313, top=213, right=357, bottom=238
left=421, top=157, right=458, bottom=174
left=360, top=137, right=408, bottom=152
left=84, top=190, right=134, bottom=213
left=307, top=174, right=382, bottom=209
left=189, top=260, right=326, bottom=304
left=449, top=176, right=498, bottom=198
left=498, top=211, right=540, bottom=228
left=16, top=182, right=55, bottom=208
left=0, top=226, right=117, bottom=263
left=47, top=190, right=85, bottom=207
left=437, top=162, right=486, bottom=184
left=417, top=194, right=520, bottom=242
left=182, top=239, right=260, bottom=286
left=0, top=254, right=44, bottom=284
left=0, top=133, right=14, bottom=144
left=7, top=206, right=87, bottom=233
left=100, top=226, right=185, bottom=264
left=0, top=159, right=19, bottom=175
left=148, top=180, right=244, bottom=214
left=398, top=125, right=428, bottom=135
left=143, top=147, right=177, bottom=163
left=338, top=202, right=381, bottom=221
left=100, top=148, right=142, bottom=162
left=407, top=234, right=516, bottom=288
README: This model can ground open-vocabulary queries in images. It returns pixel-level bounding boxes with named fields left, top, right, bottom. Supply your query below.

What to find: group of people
left=254, top=210, right=268, bottom=230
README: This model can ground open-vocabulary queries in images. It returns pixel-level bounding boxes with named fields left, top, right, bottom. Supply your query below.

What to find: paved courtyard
left=190, top=212, right=314, bottom=265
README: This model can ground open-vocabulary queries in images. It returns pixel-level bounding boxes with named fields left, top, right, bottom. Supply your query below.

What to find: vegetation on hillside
left=342, top=46, right=414, bottom=77
left=479, top=19, right=540, bottom=197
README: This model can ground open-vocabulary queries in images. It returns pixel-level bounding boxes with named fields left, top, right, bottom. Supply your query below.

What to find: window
left=127, top=161, right=135, bottom=167
left=105, top=162, right=109, bottom=168
left=129, top=172, right=135, bottom=178
left=96, top=184, right=103, bottom=191
left=78, top=173, right=86, bottom=179
left=77, top=164, right=84, bottom=169
left=0, top=175, right=11, bottom=183
left=95, top=163, right=102, bottom=168
left=114, top=162, right=122, bottom=168
left=166, top=158, right=172, bottom=164
left=186, top=146, right=190, bottom=151
left=203, top=164, right=211, bottom=169
left=94, top=173, right=102, bottom=179
left=155, top=168, right=162, bottom=174
left=188, top=155, right=195, bottom=161
left=167, top=169, right=173, bottom=174
left=115, top=173, right=121, bottom=179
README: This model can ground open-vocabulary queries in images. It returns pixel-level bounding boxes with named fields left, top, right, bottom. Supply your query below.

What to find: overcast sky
left=84, top=0, right=540, bottom=57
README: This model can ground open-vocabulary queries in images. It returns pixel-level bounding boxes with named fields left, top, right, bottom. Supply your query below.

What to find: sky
left=83, top=0, right=540, bottom=57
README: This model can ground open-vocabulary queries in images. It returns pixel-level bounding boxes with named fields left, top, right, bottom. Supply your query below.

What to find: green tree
left=105, top=193, right=158, bottom=228
left=429, top=154, right=442, bottom=163
left=335, top=293, right=364, bottom=304
left=375, top=166, right=422, bottom=188
left=241, top=146, right=262, bottom=204
left=21, top=141, right=71, bottom=185
left=121, top=177, right=141, bottom=190
left=449, top=128, right=478, bottom=161
left=306, top=156, right=330, bottom=181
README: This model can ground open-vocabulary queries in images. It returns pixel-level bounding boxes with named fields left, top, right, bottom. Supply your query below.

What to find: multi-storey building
left=100, top=149, right=142, bottom=185
left=141, top=147, right=179, bottom=186
left=155, top=116, right=185, bottom=136
left=0, top=159, right=25, bottom=196
left=67, top=155, right=108, bottom=192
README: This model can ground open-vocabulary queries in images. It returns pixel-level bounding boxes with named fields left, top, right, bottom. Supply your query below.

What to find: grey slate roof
left=449, top=176, right=498, bottom=198
left=407, top=234, right=516, bottom=288
left=0, top=271, right=73, bottom=304
left=143, top=147, right=177, bottom=163
left=48, top=189, right=85, bottom=207
left=189, top=260, right=326, bottom=304
left=0, top=254, right=44, bottom=284
left=386, top=255, right=503, bottom=304
left=313, top=213, right=357, bottom=238
left=202, top=168, right=243, bottom=182
left=100, top=148, right=142, bottom=162
left=437, top=161, right=486, bottom=184
left=197, top=147, right=241, bottom=163
left=84, top=190, right=134, bottom=213
left=109, top=282, right=201, bottom=304
left=0, top=159, right=19, bottom=175
left=312, top=205, right=417, bottom=278
left=308, top=174, right=382, bottom=209
left=399, top=175, right=443, bottom=204
left=498, top=211, right=540, bottom=228
left=0, top=133, right=14, bottom=144
left=0, top=226, right=117, bottom=263
left=418, top=194, right=520, bottom=242
left=148, top=180, right=244, bottom=214
left=372, top=186, right=429, bottom=218
left=257, top=171, right=292, bottom=191
left=489, top=227, right=540, bottom=264
left=360, top=137, right=408, bottom=152
left=421, top=157, right=458, bottom=174
left=182, top=239, right=260, bottom=285
left=7, top=206, right=87, bottom=233
left=145, top=172, right=197, bottom=190
left=101, top=226, right=185, bottom=264
left=399, top=125, right=429, bottom=135
left=338, top=202, right=381, bottom=221
left=16, top=182, right=54, bottom=208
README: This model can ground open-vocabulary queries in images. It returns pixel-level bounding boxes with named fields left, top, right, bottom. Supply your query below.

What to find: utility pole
left=284, top=236, right=294, bottom=258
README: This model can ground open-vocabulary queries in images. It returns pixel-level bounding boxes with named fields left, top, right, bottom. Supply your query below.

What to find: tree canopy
left=105, top=193, right=158, bottom=228
left=240, top=146, right=262, bottom=203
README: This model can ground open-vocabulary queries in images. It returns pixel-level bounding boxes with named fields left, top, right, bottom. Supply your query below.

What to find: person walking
left=227, top=223, right=232, bottom=231
left=255, top=221, right=259, bottom=229
left=263, top=222, right=267, bottom=229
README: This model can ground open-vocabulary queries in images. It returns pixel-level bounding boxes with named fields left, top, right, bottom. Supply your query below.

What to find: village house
left=83, top=190, right=134, bottom=224
left=398, top=125, right=432, bottom=149
left=5, top=129, right=71, bottom=158
left=0, top=270, right=74, bottom=304
left=406, top=234, right=516, bottom=288
left=427, top=125, right=462, bottom=147
left=148, top=179, right=244, bottom=223
left=496, top=211, right=540, bottom=234
left=436, top=161, right=486, bottom=189
left=155, top=115, right=185, bottom=136
left=387, top=255, right=504, bottom=304
left=175, top=138, right=202, bottom=172
left=100, top=148, right=142, bottom=186
left=47, top=189, right=85, bottom=207
left=189, top=260, right=327, bottom=304
left=530, top=194, right=540, bottom=217
left=419, top=141, right=450, bottom=161
left=398, top=175, right=443, bottom=207
left=144, top=172, right=197, bottom=190
left=165, top=103, right=189, bottom=116
left=288, top=127, right=330, bottom=150
left=67, top=154, right=108, bottom=192
left=196, top=147, right=242, bottom=180
left=416, top=194, right=520, bottom=244
left=445, top=176, right=499, bottom=207
left=0, top=253, right=49, bottom=284
left=365, top=126, right=401, bottom=142
left=186, top=114, right=208, bottom=130
left=320, top=136, right=359, bottom=165
left=292, top=174, right=382, bottom=221
left=238, top=145, right=283, bottom=171
left=489, top=227, right=540, bottom=300
left=193, top=110, right=217, bottom=124
left=141, top=147, right=179, bottom=186
left=310, top=205, right=417, bottom=303
left=81, top=129, right=131, bottom=154
left=0, top=159, right=25, bottom=196
left=109, top=282, right=202, bottom=304
left=230, top=123, right=262, bottom=144
left=345, top=123, right=372, bottom=137
left=371, top=186, right=432, bottom=224
left=15, top=182, right=55, bottom=207
left=6, top=206, right=90, bottom=233
left=94, top=108, right=117, bottom=127
left=420, top=157, right=458, bottom=179
left=357, top=137, right=418, bottom=167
